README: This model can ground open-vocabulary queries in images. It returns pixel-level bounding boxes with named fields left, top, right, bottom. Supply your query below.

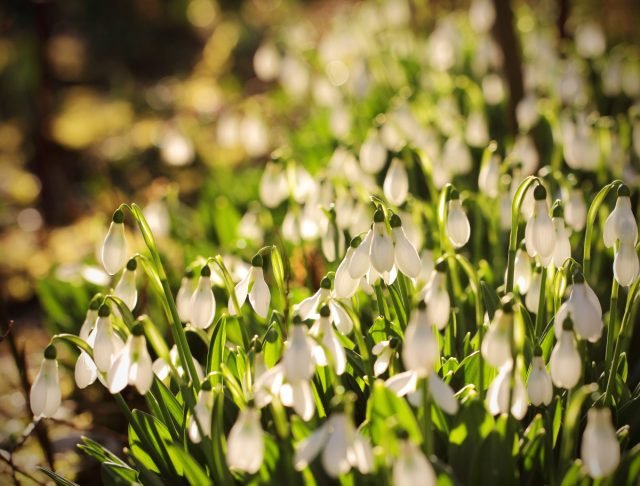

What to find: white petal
left=383, top=158, right=409, bottom=206
left=446, top=201, right=471, bottom=248
left=294, top=424, right=329, bottom=470
left=101, top=222, right=128, bottom=275
left=295, top=289, right=323, bottom=320
left=385, top=370, right=418, bottom=397
left=370, top=224, right=395, bottom=274
left=614, top=242, right=639, bottom=287
left=349, top=230, right=373, bottom=279
left=229, top=271, right=251, bottom=316
left=291, top=380, right=315, bottom=421
left=190, top=276, right=216, bottom=329
left=114, top=269, right=138, bottom=310
left=429, top=374, right=459, bottom=415
left=108, top=341, right=132, bottom=394
left=393, top=228, right=421, bottom=278
left=75, top=352, right=98, bottom=389
left=227, top=409, right=264, bottom=473
left=249, top=269, right=271, bottom=318
left=329, top=300, right=353, bottom=335
left=393, top=442, right=437, bottom=486
left=550, top=332, right=582, bottom=389
left=322, top=326, right=346, bottom=375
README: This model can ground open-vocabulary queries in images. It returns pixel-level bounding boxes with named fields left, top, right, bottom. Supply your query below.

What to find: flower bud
left=101, top=210, right=128, bottom=275
left=581, top=407, right=620, bottom=478
left=383, top=158, right=409, bottom=206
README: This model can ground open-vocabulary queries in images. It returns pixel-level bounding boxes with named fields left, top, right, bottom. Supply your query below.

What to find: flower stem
left=506, top=177, right=538, bottom=293
left=421, top=377, right=433, bottom=457
left=535, top=266, right=547, bottom=337
left=604, top=277, right=619, bottom=370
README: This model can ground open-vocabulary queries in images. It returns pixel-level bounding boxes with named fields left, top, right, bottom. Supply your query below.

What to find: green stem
left=604, top=278, right=619, bottom=370
left=535, top=267, right=547, bottom=337
left=421, top=377, right=433, bottom=457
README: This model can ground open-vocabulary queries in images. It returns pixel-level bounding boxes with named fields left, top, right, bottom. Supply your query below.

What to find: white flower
left=30, top=346, right=61, bottom=419
left=372, top=339, right=398, bottom=376
left=152, top=345, right=204, bottom=382
left=259, top=161, right=289, bottom=208
left=360, top=131, right=387, bottom=174
left=422, top=269, right=450, bottom=330
left=554, top=275, right=603, bottom=342
left=469, top=0, right=495, bottom=33
left=465, top=111, right=488, bottom=147
left=280, top=325, right=318, bottom=421
left=390, top=215, right=421, bottom=278
left=393, top=440, right=437, bottom=486
left=478, top=153, right=500, bottom=198
left=550, top=213, right=571, bottom=268
left=527, top=355, right=553, bottom=406
left=525, top=269, right=542, bottom=313
left=113, top=259, right=138, bottom=310
left=603, top=187, right=638, bottom=248
left=550, top=318, right=581, bottom=389
left=383, top=158, right=409, bottom=206
left=294, top=413, right=373, bottom=477
left=321, top=215, right=346, bottom=263
left=575, top=21, right=606, bottom=58
left=310, top=306, right=347, bottom=376
left=334, top=244, right=361, bottom=299
left=75, top=328, right=98, bottom=389
left=403, top=303, right=440, bottom=376
left=107, top=325, right=153, bottom=395
left=349, top=228, right=374, bottom=279
left=370, top=211, right=395, bottom=274
left=188, top=387, right=213, bottom=443
left=189, top=266, right=216, bottom=329
left=613, top=226, right=640, bottom=287
left=229, top=256, right=271, bottom=318
left=581, top=407, right=620, bottom=479
left=386, top=372, right=459, bottom=415
left=176, top=272, right=195, bottom=323
left=227, top=407, right=265, bottom=474
left=253, top=42, right=280, bottom=81
left=446, top=194, right=470, bottom=249
left=486, top=363, right=528, bottom=419
left=481, top=308, right=513, bottom=368
left=513, top=248, right=532, bottom=293
left=93, top=305, right=125, bottom=373
left=516, top=94, right=539, bottom=132
left=294, top=278, right=354, bottom=335
left=524, top=185, right=556, bottom=259
left=101, top=210, right=128, bottom=275
left=565, top=189, right=587, bottom=232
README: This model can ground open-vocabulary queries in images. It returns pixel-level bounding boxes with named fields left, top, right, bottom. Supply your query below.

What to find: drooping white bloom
left=372, top=339, right=398, bottom=376
left=565, top=189, right=587, bottom=232
left=259, top=162, right=289, bottom=208
left=176, top=272, right=195, bottom=323
left=227, top=407, right=265, bottom=474
left=294, top=277, right=354, bottom=335
left=446, top=193, right=471, bottom=249
left=390, top=215, right=421, bottom=279
left=93, top=306, right=125, bottom=373
left=527, top=354, right=553, bottom=406
left=486, top=363, right=528, bottom=419
left=79, top=303, right=99, bottom=341
left=613, top=224, right=640, bottom=287
left=383, top=158, right=409, bottom=206
left=393, top=440, right=437, bottom=486
left=386, top=371, right=459, bottom=415
left=525, top=269, right=542, bottom=314
left=321, top=215, right=346, bottom=263
left=310, top=306, right=347, bottom=376
left=423, top=269, right=450, bottom=330
left=30, top=346, right=61, bottom=419
left=280, top=325, right=318, bottom=421
left=113, top=259, right=138, bottom=310
left=516, top=94, right=539, bottom=132
left=524, top=185, right=556, bottom=260
left=550, top=319, right=582, bottom=389
left=603, top=187, right=638, bottom=249
left=293, top=413, right=373, bottom=477
left=554, top=275, right=603, bottom=342
left=360, top=131, right=387, bottom=174
left=334, top=244, right=361, bottom=299
left=107, top=326, right=153, bottom=395
left=370, top=213, right=395, bottom=274
left=575, top=21, right=606, bottom=59
left=481, top=307, right=513, bottom=368
left=465, top=111, right=488, bottom=147
left=75, top=327, right=98, bottom=389
left=581, top=407, right=620, bottom=479
left=514, top=248, right=532, bottom=293
left=253, top=42, right=280, bottom=81
left=101, top=210, right=128, bottom=275
left=403, top=303, right=440, bottom=376
left=152, top=345, right=204, bottom=382
left=228, top=256, right=271, bottom=319
left=190, top=266, right=216, bottom=330
left=551, top=213, right=571, bottom=268
left=349, top=228, right=374, bottom=279
left=478, top=153, right=500, bottom=198
left=188, top=386, right=213, bottom=443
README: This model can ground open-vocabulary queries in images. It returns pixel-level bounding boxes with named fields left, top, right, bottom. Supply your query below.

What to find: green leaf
left=78, top=436, right=128, bottom=466
left=129, top=410, right=181, bottom=479
left=168, top=445, right=211, bottom=485
left=367, top=381, right=421, bottom=444
left=37, top=468, right=79, bottom=486
left=206, top=315, right=227, bottom=380
left=101, top=462, right=139, bottom=486
left=480, top=281, right=500, bottom=321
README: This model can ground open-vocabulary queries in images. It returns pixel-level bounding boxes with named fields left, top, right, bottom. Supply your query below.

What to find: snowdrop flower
left=334, top=237, right=362, bottom=299
left=386, top=371, right=459, bottom=415
left=422, top=262, right=450, bottom=330
left=443, top=136, right=472, bottom=175
left=575, top=21, right=606, bottom=59
left=294, top=412, right=373, bottom=477
left=550, top=317, right=581, bottom=389
left=321, top=210, right=345, bottom=263
left=516, top=94, right=539, bottom=132
left=481, top=301, right=514, bottom=368
left=486, top=362, right=528, bottom=419
left=188, top=383, right=213, bottom=443
left=390, top=214, right=421, bottom=279
left=30, top=345, right=61, bottom=419
left=604, top=185, right=638, bottom=249
left=478, top=153, right=500, bottom=198
left=152, top=345, right=204, bottom=382
left=295, top=277, right=354, bottom=335
left=370, top=209, right=395, bottom=274
left=101, top=209, right=128, bottom=275
left=446, top=188, right=471, bottom=249
left=259, top=161, right=289, bottom=208
left=581, top=407, right=620, bottom=478
left=190, top=265, right=216, bottom=330
left=465, top=111, right=489, bottom=147
left=527, top=348, right=553, bottom=406
left=554, top=273, right=603, bottom=342
left=349, top=228, right=374, bottom=279
left=359, top=130, right=387, bottom=174
left=113, top=258, right=138, bottom=310
left=393, top=438, right=437, bottom=486
left=403, top=302, right=440, bottom=376
left=383, top=158, right=409, bottom=206
left=176, top=270, right=195, bottom=323
left=281, top=325, right=318, bottom=421
left=253, top=42, right=280, bottom=81
left=372, top=338, right=399, bottom=376
left=469, top=0, right=495, bottom=33
left=514, top=246, right=532, bottom=293
left=614, top=227, right=640, bottom=286
left=229, top=254, right=270, bottom=319
left=525, top=267, right=542, bottom=313
left=311, top=306, right=347, bottom=376
left=550, top=202, right=571, bottom=268
left=107, top=324, right=153, bottom=395
left=75, top=327, right=98, bottom=389
left=525, top=185, right=556, bottom=260
left=79, top=296, right=101, bottom=341
left=227, top=406, right=265, bottom=474
left=565, top=189, right=587, bottom=232
left=93, top=305, right=125, bottom=373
